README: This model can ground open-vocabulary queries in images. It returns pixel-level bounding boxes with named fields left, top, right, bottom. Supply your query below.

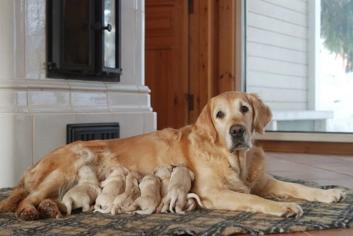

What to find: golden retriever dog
left=124, top=174, right=161, bottom=215
left=94, top=166, right=128, bottom=214
left=0, top=91, right=346, bottom=220
left=62, top=165, right=101, bottom=215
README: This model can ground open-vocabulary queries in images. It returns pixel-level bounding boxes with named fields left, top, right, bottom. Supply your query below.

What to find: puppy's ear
left=188, top=170, right=195, bottom=181
left=195, top=101, right=217, bottom=142
left=246, top=93, right=272, bottom=134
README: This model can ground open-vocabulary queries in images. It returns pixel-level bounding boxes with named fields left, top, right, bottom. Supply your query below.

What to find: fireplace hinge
left=187, top=93, right=194, bottom=111
left=188, top=0, right=194, bottom=14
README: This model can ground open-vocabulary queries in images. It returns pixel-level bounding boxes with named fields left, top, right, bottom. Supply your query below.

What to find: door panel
left=145, top=0, right=188, bottom=129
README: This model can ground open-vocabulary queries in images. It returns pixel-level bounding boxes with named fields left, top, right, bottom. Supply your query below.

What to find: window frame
left=237, top=0, right=353, bottom=146
left=46, top=0, right=122, bottom=82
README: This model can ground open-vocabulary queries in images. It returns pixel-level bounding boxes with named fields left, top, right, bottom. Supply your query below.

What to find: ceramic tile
left=108, top=92, right=150, bottom=111
left=0, top=50, right=14, bottom=79
left=0, top=0, right=13, bottom=52
left=0, top=89, right=28, bottom=112
left=112, top=113, right=144, bottom=138
left=25, top=0, right=45, bottom=36
left=120, top=0, right=137, bottom=85
left=0, top=114, right=33, bottom=188
left=13, top=0, right=26, bottom=79
left=25, top=34, right=46, bottom=79
left=33, top=114, right=75, bottom=163
left=75, top=113, right=115, bottom=124
left=143, top=112, right=157, bottom=133
left=28, top=89, right=71, bottom=112
left=71, top=91, right=109, bottom=112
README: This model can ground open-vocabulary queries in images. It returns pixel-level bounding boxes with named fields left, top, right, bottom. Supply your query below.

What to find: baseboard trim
left=257, top=140, right=353, bottom=156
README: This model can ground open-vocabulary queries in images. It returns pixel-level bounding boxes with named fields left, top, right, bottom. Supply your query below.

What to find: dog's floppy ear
left=246, top=93, right=272, bottom=134
left=195, top=101, right=217, bottom=142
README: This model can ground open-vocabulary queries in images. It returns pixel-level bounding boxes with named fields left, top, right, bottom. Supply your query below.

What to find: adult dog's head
left=195, top=92, right=272, bottom=152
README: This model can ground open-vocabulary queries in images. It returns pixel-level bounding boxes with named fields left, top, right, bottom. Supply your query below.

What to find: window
left=47, top=0, right=121, bottom=81
left=244, top=0, right=353, bottom=133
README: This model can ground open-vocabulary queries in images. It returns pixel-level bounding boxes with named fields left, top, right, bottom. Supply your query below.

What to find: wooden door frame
left=188, top=0, right=242, bottom=123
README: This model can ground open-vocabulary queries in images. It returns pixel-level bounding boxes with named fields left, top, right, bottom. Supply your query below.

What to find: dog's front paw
left=320, top=188, right=346, bottom=203
left=16, top=206, right=40, bottom=221
left=38, top=199, right=63, bottom=219
left=277, top=202, right=303, bottom=218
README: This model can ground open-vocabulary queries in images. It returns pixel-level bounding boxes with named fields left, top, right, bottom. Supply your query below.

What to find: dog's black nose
left=229, top=125, right=245, bottom=138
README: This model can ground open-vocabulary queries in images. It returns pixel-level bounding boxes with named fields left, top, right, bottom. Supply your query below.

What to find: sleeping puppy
left=153, top=165, right=173, bottom=198
left=62, top=165, right=101, bottom=215
left=124, top=174, right=161, bottom=215
left=111, top=171, right=141, bottom=215
left=94, top=166, right=128, bottom=213
left=158, top=165, right=203, bottom=214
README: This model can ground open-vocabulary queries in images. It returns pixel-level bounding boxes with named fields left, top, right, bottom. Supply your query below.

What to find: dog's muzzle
left=229, top=125, right=249, bottom=151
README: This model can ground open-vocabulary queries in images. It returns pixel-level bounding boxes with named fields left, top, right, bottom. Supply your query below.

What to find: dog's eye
left=216, top=111, right=225, bottom=119
left=240, top=105, right=249, bottom=113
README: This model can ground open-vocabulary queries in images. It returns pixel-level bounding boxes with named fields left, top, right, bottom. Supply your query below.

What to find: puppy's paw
left=277, top=202, right=303, bottom=218
left=319, top=188, right=346, bottom=203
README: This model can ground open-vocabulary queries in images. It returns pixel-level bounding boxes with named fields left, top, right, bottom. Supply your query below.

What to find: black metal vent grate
left=66, top=123, right=119, bottom=144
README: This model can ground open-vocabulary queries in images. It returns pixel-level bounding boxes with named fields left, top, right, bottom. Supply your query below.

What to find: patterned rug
left=0, top=177, right=352, bottom=236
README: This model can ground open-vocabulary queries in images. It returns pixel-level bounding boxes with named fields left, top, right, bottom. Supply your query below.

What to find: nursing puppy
left=62, top=165, right=101, bottom=215
left=153, top=165, right=173, bottom=198
left=159, top=165, right=201, bottom=214
left=94, top=166, right=128, bottom=213
left=111, top=171, right=141, bottom=215
left=124, top=174, right=161, bottom=215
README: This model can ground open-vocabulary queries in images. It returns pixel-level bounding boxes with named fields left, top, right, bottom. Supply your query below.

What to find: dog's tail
left=0, top=178, right=28, bottom=213
left=187, top=193, right=204, bottom=208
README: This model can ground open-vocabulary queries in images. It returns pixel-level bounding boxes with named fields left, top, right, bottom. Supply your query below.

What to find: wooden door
left=145, top=0, right=189, bottom=129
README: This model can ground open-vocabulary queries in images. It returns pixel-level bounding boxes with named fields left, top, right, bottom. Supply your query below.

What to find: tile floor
left=241, top=152, right=353, bottom=236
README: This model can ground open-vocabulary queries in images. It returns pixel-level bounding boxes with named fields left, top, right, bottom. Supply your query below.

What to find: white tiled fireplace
left=0, top=0, right=155, bottom=187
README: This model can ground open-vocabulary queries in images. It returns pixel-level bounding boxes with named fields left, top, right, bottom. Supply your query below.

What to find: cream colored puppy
left=159, top=165, right=203, bottom=214
left=153, top=165, right=173, bottom=198
left=124, top=174, right=161, bottom=215
left=62, top=165, right=101, bottom=215
left=94, top=166, right=128, bottom=213
left=111, top=171, right=141, bottom=215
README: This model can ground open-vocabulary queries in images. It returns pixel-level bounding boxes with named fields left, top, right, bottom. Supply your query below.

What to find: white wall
left=246, top=0, right=309, bottom=111
left=0, top=0, right=155, bottom=187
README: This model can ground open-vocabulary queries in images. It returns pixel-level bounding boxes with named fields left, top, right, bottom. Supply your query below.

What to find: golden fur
left=158, top=165, right=196, bottom=214
left=124, top=174, right=161, bottom=215
left=62, top=165, right=101, bottom=215
left=94, top=166, right=128, bottom=213
left=0, top=91, right=346, bottom=220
